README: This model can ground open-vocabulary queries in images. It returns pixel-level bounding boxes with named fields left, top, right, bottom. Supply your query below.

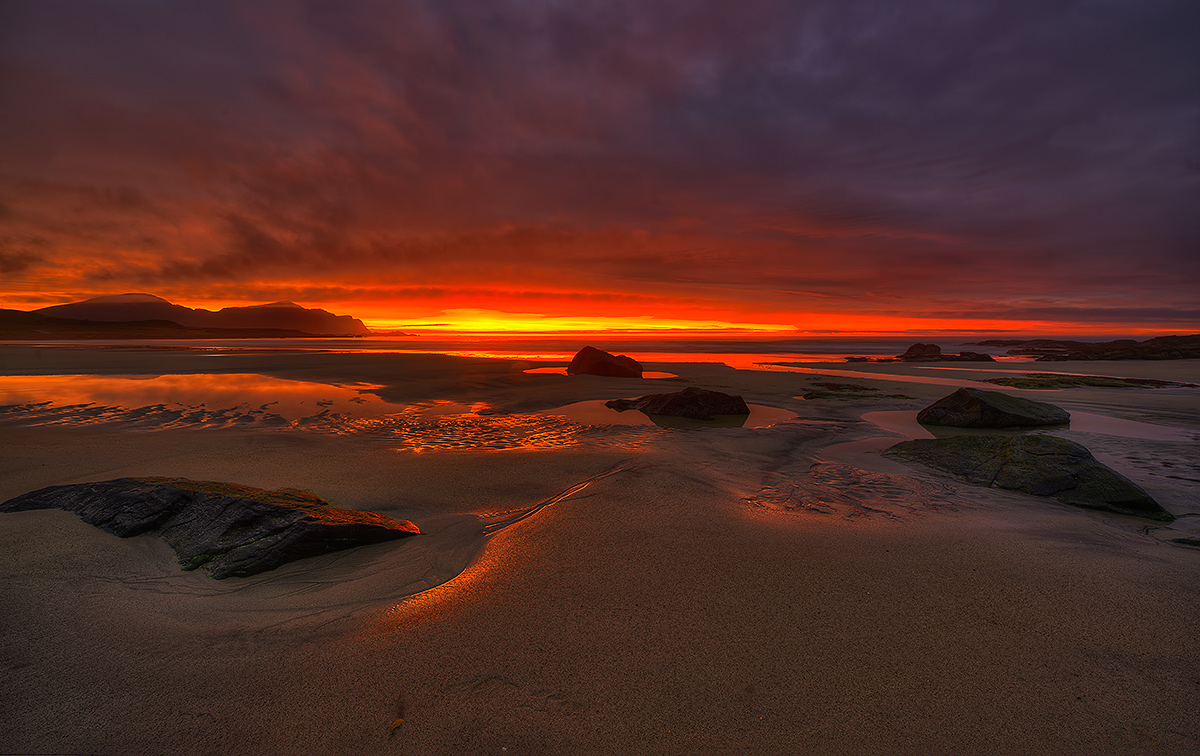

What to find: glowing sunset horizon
left=5, top=289, right=1197, bottom=339
left=2, top=1, right=1196, bottom=339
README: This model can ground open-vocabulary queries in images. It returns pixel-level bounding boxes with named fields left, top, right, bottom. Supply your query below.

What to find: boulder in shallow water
left=566, top=346, right=643, bottom=378
left=606, top=386, right=750, bottom=420
left=0, top=477, right=420, bottom=578
left=917, top=387, right=1069, bottom=427
left=884, top=434, right=1172, bottom=521
left=900, top=343, right=942, bottom=360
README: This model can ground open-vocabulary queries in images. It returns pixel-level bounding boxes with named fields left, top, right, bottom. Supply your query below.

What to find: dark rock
left=606, top=386, right=749, bottom=420
left=892, top=344, right=996, bottom=362
left=901, top=343, right=942, bottom=360
left=0, top=477, right=419, bottom=578
left=941, top=351, right=997, bottom=362
left=884, top=435, right=1172, bottom=521
left=917, top=388, right=1070, bottom=427
left=982, top=374, right=1194, bottom=390
left=566, top=346, right=643, bottom=378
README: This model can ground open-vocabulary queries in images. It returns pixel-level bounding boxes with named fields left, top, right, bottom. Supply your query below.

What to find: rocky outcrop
left=917, top=388, right=1070, bottom=427
left=848, top=344, right=995, bottom=363
left=0, top=477, right=419, bottom=578
left=899, top=343, right=996, bottom=362
left=978, top=335, right=1200, bottom=361
left=606, top=386, right=749, bottom=420
left=981, top=374, right=1194, bottom=390
left=950, top=351, right=997, bottom=362
left=884, top=435, right=1172, bottom=521
left=567, top=346, right=643, bottom=378
left=901, top=343, right=942, bottom=360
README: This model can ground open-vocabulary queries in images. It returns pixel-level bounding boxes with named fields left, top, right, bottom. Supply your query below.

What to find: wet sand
left=1, top=345, right=1198, bottom=754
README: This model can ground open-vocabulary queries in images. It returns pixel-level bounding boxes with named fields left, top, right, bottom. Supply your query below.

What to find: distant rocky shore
left=845, top=335, right=1200, bottom=363
left=976, top=334, right=1200, bottom=361
left=0, top=293, right=371, bottom=339
left=846, top=343, right=996, bottom=363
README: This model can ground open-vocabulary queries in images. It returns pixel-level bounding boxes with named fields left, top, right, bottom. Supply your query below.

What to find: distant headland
left=0, top=293, right=371, bottom=339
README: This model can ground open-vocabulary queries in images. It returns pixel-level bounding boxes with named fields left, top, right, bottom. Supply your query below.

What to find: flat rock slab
left=567, top=346, right=643, bottom=378
left=917, top=387, right=1070, bottom=427
left=982, top=374, right=1195, bottom=390
left=884, top=434, right=1172, bottom=521
left=606, top=386, right=750, bottom=420
left=1, top=477, right=420, bottom=578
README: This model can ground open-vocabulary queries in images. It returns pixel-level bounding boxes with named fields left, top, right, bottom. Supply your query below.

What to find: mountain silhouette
left=34, top=294, right=370, bottom=335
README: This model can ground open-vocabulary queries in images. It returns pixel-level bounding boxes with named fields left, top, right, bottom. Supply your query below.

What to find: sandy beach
left=1, top=344, right=1198, bottom=755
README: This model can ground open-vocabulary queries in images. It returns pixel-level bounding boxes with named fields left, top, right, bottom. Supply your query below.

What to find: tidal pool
left=0, top=373, right=656, bottom=452
left=0, top=373, right=398, bottom=422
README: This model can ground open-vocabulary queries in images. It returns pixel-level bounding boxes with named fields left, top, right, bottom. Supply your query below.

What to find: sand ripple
left=745, top=462, right=958, bottom=520
left=0, top=400, right=660, bottom=452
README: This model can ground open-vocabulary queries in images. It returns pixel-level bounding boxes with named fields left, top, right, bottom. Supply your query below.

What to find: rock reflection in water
left=541, top=400, right=796, bottom=429
left=861, top=409, right=1195, bottom=442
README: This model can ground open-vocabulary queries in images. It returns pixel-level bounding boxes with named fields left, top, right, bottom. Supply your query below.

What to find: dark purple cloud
left=1, top=0, right=1197, bottom=328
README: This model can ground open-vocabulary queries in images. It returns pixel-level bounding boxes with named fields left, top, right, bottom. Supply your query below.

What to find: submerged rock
left=566, top=346, right=643, bottom=378
left=606, top=386, right=750, bottom=420
left=0, top=477, right=419, bottom=578
left=917, top=388, right=1070, bottom=428
left=885, top=435, right=1172, bottom=521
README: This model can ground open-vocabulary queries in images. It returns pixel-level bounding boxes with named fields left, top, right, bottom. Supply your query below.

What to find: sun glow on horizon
left=3, top=288, right=1194, bottom=340
left=364, top=308, right=799, bottom=334
left=357, top=307, right=1194, bottom=340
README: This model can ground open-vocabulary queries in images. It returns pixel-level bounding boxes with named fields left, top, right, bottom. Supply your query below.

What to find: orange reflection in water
left=0, top=373, right=663, bottom=452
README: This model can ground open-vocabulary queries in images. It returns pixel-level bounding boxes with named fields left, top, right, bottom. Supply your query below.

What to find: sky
left=1, top=0, right=1197, bottom=335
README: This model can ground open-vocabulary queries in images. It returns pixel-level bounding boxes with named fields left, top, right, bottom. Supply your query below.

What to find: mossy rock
left=884, top=434, right=1172, bottom=521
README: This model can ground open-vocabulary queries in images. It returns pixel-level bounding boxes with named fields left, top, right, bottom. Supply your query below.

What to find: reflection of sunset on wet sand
left=0, top=373, right=394, bottom=419
left=2, top=341, right=1200, bottom=754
